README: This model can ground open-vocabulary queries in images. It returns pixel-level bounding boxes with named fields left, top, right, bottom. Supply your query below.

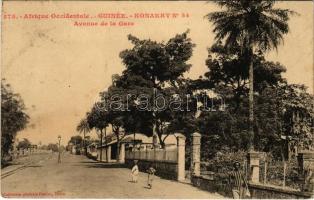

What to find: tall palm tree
left=77, top=118, right=91, bottom=155
left=87, top=103, right=109, bottom=162
left=207, top=0, right=295, bottom=150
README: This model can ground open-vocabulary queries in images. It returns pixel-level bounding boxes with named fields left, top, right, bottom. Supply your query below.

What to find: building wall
left=125, top=159, right=178, bottom=180
left=125, top=144, right=179, bottom=180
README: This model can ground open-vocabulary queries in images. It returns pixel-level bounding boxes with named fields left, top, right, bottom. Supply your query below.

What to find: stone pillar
left=247, top=151, right=262, bottom=183
left=107, top=146, right=111, bottom=162
left=297, top=151, right=314, bottom=192
left=101, top=148, right=106, bottom=162
left=97, top=148, right=101, bottom=161
left=177, top=134, right=186, bottom=181
left=13, top=143, right=17, bottom=159
left=191, top=132, right=201, bottom=176
left=119, top=143, right=125, bottom=164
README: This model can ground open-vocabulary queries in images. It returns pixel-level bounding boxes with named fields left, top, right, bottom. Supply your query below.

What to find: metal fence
left=199, top=151, right=303, bottom=191
left=259, top=154, right=301, bottom=190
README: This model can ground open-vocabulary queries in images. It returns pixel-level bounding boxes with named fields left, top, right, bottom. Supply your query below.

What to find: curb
left=1, top=164, right=29, bottom=179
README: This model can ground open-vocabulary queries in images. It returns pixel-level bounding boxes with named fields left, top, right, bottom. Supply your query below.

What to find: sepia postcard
left=1, top=0, right=313, bottom=199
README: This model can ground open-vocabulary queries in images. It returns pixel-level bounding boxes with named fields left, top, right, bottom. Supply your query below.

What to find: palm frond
left=77, top=118, right=91, bottom=133
left=266, top=8, right=299, bottom=21
left=207, top=0, right=295, bottom=52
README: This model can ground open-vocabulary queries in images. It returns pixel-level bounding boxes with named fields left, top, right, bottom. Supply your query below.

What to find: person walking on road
left=229, top=161, right=249, bottom=199
left=131, top=160, right=139, bottom=183
left=147, top=164, right=156, bottom=189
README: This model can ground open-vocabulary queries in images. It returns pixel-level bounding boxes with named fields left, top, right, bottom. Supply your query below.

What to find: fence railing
left=9, top=149, right=51, bottom=159
left=125, top=144, right=178, bottom=163
left=259, top=155, right=301, bottom=190
left=199, top=151, right=303, bottom=191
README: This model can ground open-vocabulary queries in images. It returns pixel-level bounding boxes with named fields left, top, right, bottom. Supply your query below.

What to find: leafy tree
left=194, top=43, right=288, bottom=155
left=165, top=78, right=199, bottom=137
left=40, top=144, right=48, bottom=150
left=197, top=95, right=251, bottom=158
left=47, top=143, right=59, bottom=152
left=17, top=138, right=31, bottom=149
left=1, top=80, right=29, bottom=160
left=118, top=31, right=195, bottom=147
left=202, top=43, right=286, bottom=99
left=194, top=40, right=313, bottom=157
left=250, top=83, right=313, bottom=158
left=99, top=79, right=154, bottom=159
left=68, top=135, right=83, bottom=146
left=207, top=0, right=295, bottom=149
left=197, top=82, right=314, bottom=159
left=275, top=84, right=314, bottom=153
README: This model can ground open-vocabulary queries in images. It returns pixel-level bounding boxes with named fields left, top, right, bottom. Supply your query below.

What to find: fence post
left=247, top=151, right=263, bottom=183
left=283, top=161, right=286, bottom=187
left=119, top=143, right=125, bottom=164
left=264, top=160, right=267, bottom=185
left=107, top=146, right=111, bottom=162
left=177, top=134, right=186, bottom=181
left=297, top=151, right=314, bottom=192
left=191, top=132, right=201, bottom=176
left=102, top=148, right=106, bottom=162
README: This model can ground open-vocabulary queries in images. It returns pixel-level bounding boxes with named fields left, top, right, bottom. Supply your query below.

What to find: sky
left=2, top=1, right=313, bottom=146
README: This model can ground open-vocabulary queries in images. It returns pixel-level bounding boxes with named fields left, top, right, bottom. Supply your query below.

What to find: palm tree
left=207, top=0, right=295, bottom=150
left=77, top=118, right=91, bottom=155
left=87, top=102, right=109, bottom=162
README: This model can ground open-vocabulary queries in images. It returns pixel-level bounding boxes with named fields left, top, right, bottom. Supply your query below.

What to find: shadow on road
left=27, top=165, right=42, bottom=168
left=79, top=161, right=99, bottom=164
left=1, top=163, right=16, bottom=169
left=81, top=163, right=127, bottom=169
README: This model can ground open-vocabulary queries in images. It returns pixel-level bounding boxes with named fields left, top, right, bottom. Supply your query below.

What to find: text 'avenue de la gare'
left=73, top=21, right=135, bottom=27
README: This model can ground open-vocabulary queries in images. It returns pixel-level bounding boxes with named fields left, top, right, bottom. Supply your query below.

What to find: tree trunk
left=104, top=127, right=107, bottom=162
left=114, top=127, right=120, bottom=162
left=155, top=120, right=165, bottom=148
left=83, top=132, right=87, bottom=156
left=248, top=50, right=254, bottom=151
left=156, top=128, right=165, bottom=148
left=133, top=132, right=136, bottom=147
left=162, top=134, right=170, bottom=146
left=117, top=139, right=120, bottom=162
left=100, top=129, right=103, bottom=161
left=159, top=136, right=165, bottom=148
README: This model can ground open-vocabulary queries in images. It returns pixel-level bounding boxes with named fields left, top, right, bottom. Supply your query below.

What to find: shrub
left=203, top=150, right=247, bottom=174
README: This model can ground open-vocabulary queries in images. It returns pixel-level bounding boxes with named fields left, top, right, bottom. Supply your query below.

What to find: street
left=1, top=152, right=224, bottom=198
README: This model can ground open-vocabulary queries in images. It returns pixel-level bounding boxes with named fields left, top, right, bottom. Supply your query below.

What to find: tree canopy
left=68, top=135, right=83, bottom=146
left=116, top=31, right=195, bottom=146
left=207, top=0, right=295, bottom=150
left=1, top=80, right=29, bottom=158
left=17, top=138, right=31, bottom=149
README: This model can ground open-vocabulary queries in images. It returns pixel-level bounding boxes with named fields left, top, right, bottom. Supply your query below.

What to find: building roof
left=96, top=133, right=183, bottom=148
